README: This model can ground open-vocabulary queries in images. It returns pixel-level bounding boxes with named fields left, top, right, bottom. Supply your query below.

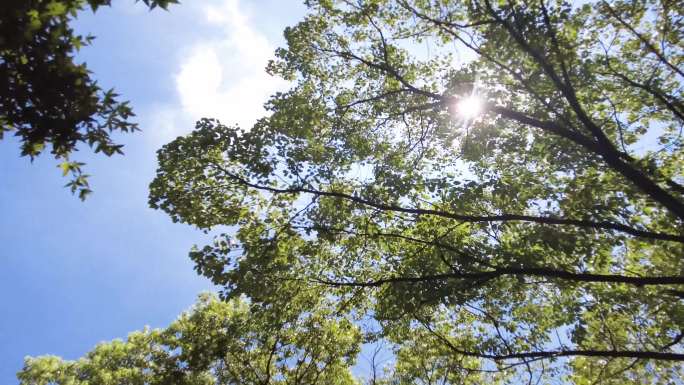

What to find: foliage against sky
left=18, top=294, right=361, bottom=385
left=0, top=0, right=178, bottom=199
left=16, top=0, right=684, bottom=383
left=147, top=0, right=684, bottom=383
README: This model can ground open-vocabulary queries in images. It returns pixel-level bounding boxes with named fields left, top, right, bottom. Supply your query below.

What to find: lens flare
left=456, top=95, right=483, bottom=119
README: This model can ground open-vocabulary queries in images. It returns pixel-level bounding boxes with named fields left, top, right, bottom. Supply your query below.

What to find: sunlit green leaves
left=18, top=294, right=362, bottom=385
left=1, top=0, right=178, bottom=198
left=147, top=0, right=684, bottom=383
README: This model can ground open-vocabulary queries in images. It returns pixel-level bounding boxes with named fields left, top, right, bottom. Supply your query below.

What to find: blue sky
left=0, top=1, right=306, bottom=382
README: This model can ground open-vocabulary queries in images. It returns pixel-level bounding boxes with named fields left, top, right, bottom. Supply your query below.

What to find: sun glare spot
left=456, top=95, right=483, bottom=119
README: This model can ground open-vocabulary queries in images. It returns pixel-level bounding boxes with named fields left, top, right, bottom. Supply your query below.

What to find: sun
left=455, top=95, right=484, bottom=120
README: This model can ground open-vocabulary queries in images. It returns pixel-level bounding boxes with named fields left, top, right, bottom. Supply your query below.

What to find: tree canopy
left=147, top=0, right=684, bottom=383
left=1, top=0, right=178, bottom=199
left=19, top=0, right=684, bottom=383
left=18, top=294, right=362, bottom=385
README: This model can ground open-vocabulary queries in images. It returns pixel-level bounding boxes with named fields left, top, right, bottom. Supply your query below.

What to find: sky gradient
left=0, top=1, right=307, bottom=382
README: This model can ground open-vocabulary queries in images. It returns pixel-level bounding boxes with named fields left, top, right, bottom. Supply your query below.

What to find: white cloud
left=147, top=0, right=289, bottom=146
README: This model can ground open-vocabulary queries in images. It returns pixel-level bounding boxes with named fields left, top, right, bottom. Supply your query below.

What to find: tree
left=1, top=0, right=178, bottom=199
left=17, top=294, right=362, bottom=385
left=148, top=0, right=684, bottom=383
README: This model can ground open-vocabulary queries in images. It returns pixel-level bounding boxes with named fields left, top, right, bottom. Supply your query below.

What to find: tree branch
left=313, top=267, right=684, bottom=288
left=418, top=318, right=684, bottom=362
left=213, top=165, right=684, bottom=243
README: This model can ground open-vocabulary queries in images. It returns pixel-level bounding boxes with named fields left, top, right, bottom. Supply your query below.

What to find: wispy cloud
left=146, top=0, right=289, bottom=146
